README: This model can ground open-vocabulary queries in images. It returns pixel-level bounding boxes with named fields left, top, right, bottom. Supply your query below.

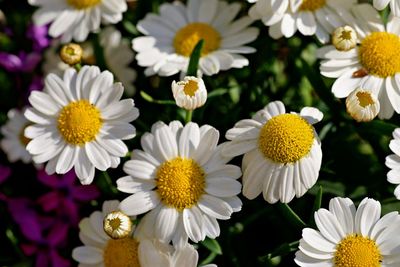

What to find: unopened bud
left=60, top=43, right=83, bottom=65
left=103, top=211, right=133, bottom=239
left=172, top=76, right=207, bottom=111
left=332, top=25, right=357, bottom=51
left=346, top=88, right=379, bottom=122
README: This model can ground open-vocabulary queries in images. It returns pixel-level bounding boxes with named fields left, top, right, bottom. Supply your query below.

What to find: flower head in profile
left=172, top=76, right=207, bottom=111
left=223, top=101, right=323, bottom=203
left=1, top=108, right=33, bottom=163
left=28, top=0, right=127, bottom=42
left=295, top=197, right=400, bottom=266
left=117, top=121, right=242, bottom=246
left=72, top=200, right=217, bottom=267
left=318, top=4, right=400, bottom=119
left=25, top=65, right=139, bottom=184
left=248, top=0, right=357, bottom=43
left=132, top=0, right=259, bottom=76
left=385, top=128, right=400, bottom=199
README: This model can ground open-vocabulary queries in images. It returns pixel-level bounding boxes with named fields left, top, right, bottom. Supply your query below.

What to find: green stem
left=278, top=203, right=307, bottom=229
left=74, top=63, right=82, bottom=72
left=185, top=110, right=193, bottom=123
left=102, top=171, right=118, bottom=195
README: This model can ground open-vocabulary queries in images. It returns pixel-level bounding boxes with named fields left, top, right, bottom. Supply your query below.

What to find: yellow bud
left=60, top=43, right=83, bottom=65
left=103, top=211, right=133, bottom=239
left=332, top=26, right=357, bottom=51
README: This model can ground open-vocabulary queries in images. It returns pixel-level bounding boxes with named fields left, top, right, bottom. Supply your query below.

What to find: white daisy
left=295, top=197, right=400, bottom=266
left=43, top=26, right=137, bottom=96
left=374, top=0, right=400, bottom=17
left=0, top=108, right=33, bottom=163
left=172, top=76, right=207, bottom=111
left=248, top=0, right=357, bottom=43
left=72, top=200, right=217, bottom=267
left=103, top=210, right=133, bottom=239
left=117, top=121, right=242, bottom=247
left=385, top=128, right=400, bottom=199
left=222, top=101, right=323, bottom=204
left=28, top=0, right=127, bottom=43
left=132, top=0, right=259, bottom=76
left=24, top=65, right=139, bottom=185
left=318, top=4, right=400, bottom=119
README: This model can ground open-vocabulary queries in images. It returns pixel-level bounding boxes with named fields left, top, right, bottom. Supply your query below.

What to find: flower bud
left=332, top=25, right=357, bottom=51
left=60, top=43, right=83, bottom=65
left=172, top=76, right=207, bottom=111
left=346, top=88, right=379, bottom=122
left=103, top=211, right=133, bottom=239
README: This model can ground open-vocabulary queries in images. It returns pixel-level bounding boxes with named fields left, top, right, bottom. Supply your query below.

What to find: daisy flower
left=172, top=76, right=207, bottom=110
left=132, top=0, right=259, bottom=76
left=24, top=65, right=139, bottom=184
left=28, top=0, right=127, bottom=43
left=117, top=121, right=242, bottom=246
left=43, top=26, right=137, bottom=96
left=295, top=197, right=400, bottom=266
left=385, top=128, right=400, bottom=199
left=248, top=0, right=357, bottom=43
left=1, top=108, right=33, bottom=163
left=222, top=101, right=323, bottom=204
left=374, top=0, right=400, bottom=17
left=345, top=87, right=380, bottom=122
left=72, top=200, right=216, bottom=267
left=318, top=4, right=400, bottom=119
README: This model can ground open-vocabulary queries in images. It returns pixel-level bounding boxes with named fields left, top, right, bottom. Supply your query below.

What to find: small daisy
left=117, top=121, right=242, bottom=246
left=222, top=101, right=323, bottom=204
left=28, top=0, right=127, bottom=42
left=103, top=210, right=133, bottom=239
left=0, top=108, right=32, bottom=163
left=345, top=87, right=380, bottom=122
left=132, top=0, right=259, bottom=76
left=172, top=76, right=207, bottom=110
left=24, top=65, right=139, bottom=184
left=385, top=128, right=400, bottom=199
left=248, top=0, right=357, bottom=43
left=295, top=197, right=400, bottom=266
left=43, top=26, right=137, bottom=96
left=318, top=4, right=400, bottom=119
left=72, top=200, right=217, bottom=267
left=374, top=0, right=400, bottom=17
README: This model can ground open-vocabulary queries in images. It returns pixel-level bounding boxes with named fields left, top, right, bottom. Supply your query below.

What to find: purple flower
left=28, top=76, right=44, bottom=93
left=37, top=170, right=100, bottom=225
left=26, top=24, right=51, bottom=52
left=0, top=51, right=41, bottom=72
left=0, top=165, right=11, bottom=184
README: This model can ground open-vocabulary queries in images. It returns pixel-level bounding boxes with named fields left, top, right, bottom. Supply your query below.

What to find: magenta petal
left=0, top=52, right=22, bottom=72
left=60, top=198, right=79, bottom=225
left=70, top=185, right=100, bottom=201
left=8, top=198, right=42, bottom=241
left=35, top=252, right=49, bottom=267
left=50, top=249, right=71, bottom=267
left=46, top=222, right=69, bottom=246
left=21, top=243, right=38, bottom=256
left=37, top=170, right=59, bottom=188
left=37, top=192, right=60, bottom=212
left=0, top=165, right=11, bottom=184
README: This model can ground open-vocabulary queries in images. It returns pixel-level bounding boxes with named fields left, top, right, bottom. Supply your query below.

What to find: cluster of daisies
left=1, top=0, right=400, bottom=266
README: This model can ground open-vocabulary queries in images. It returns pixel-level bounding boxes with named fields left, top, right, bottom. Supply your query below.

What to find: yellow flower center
left=356, top=91, right=375, bottom=108
left=57, top=100, right=102, bottom=146
left=156, top=157, right=205, bottom=211
left=359, top=32, right=400, bottom=78
left=183, top=80, right=199, bottom=97
left=334, top=235, right=382, bottom=267
left=258, top=114, right=314, bottom=164
left=66, top=0, right=101, bottom=9
left=299, top=0, right=326, bottom=11
left=173, top=23, right=221, bottom=57
left=103, top=238, right=140, bottom=267
left=19, top=124, right=32, bottom=146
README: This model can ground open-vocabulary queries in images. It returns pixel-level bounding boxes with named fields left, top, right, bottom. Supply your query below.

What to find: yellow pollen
left=103, top=238, right=140, bottom=267
left=299, top=0, right=326, bottom=11
left=156, top=157, right=205, bottom=211
left=108, top=218, right=121, bottom=231
left=57, top=100, right=102, bottom=146
left=173, top=23, right=221, bottom=57
left=356, top=91, right=375, bottom=108
left=19, top=124, right=32, bottom=146
left=183, top=80, right=199, bottom=97
left=359, top=32, right=400, bottom=78
left=334, top=234, right=382, bottom=267
left=258, top=114, right=314, bottom=164
left=66, top=0, right=101, bottom=9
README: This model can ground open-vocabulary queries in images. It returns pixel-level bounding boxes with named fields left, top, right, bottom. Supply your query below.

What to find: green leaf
left=207, top=88, right=228, bottom=98
left=278, top=203, right=307, bottom=229
left=201, top=237, right=222, bottom=255
left=122, top=20, right=138, bottom=35
left=140, top=91, right=176, bottom=105
left=186, top=39, right=204, bottom=76
left=259, top=241, right=299, bottom=262
left=309, top=186, right=323, bottom=226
